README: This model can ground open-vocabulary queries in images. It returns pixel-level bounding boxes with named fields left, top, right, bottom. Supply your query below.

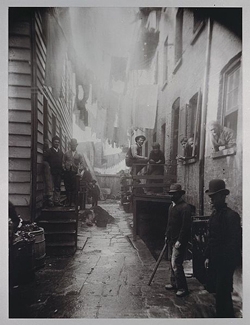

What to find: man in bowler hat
left=125, top=135, right=149, bottom=175
left=164, top=183, right=192, bottom=297
left=204, top=179, right=241, bottom=317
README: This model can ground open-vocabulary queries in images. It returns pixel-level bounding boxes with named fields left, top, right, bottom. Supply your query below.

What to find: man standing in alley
left=43, top=136, right=64, bottom=207
left=164, top=183, right=192, bottom=297
left=125, top=135, right=148, bottom=175
left=64, top=138, right=84, bottom=207
left=204, top=179, right=241, bottom=318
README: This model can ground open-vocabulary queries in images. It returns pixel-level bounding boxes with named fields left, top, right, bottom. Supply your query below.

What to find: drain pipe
left=198, top=17, right=213, bottom=215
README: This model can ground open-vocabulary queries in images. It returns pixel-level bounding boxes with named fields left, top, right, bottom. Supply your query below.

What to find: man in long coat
left=165, top=183, right=192, bottom=297
left=204, top=179, right=242, bottom=318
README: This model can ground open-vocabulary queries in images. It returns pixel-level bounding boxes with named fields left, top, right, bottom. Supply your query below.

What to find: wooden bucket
left=30, top=227, right=46, bottom=268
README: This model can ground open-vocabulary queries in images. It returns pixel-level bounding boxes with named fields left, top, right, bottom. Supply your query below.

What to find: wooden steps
left=38, top=206, right=78, bottom=256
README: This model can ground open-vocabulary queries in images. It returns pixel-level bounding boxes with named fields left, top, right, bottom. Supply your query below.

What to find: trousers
left=169, top=244, right=188, bottom=291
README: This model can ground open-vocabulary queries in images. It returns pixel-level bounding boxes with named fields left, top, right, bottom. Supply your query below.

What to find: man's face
left=170, top=192, right=183, bottom=203
left=181, top=141, right=187, bottom=149
left=209, top=192, right=226, bottom=210
left=71, top=143, right=77, bottom=151
left=210, top=126, right=219, bottom=137
left=153, top=148, right=159, bottom=154
left=137, top=137, right=145, bottom=146
left=53, top=139, right=60, bottom=149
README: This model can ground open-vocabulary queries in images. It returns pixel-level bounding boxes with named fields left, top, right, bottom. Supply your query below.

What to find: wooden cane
left=148, top=242, right=168, bottom=286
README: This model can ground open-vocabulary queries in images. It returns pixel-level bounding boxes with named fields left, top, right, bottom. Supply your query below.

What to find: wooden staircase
left=38, top=207, right=78, bottom=256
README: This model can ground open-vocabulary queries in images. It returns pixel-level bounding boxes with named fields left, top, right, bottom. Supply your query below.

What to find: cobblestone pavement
left=9, top=202, right=242, bottom=319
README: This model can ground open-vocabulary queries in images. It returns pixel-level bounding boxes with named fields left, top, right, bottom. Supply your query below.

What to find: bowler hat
left=135, top=135, right=146, bottom=142
left=168, top=183, right=185, bottom=194
left=205, top=179, right=230, bottom=196
left=70, top=138, right=78, bottom=146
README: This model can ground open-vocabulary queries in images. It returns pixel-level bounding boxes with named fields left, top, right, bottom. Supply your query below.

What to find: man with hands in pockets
left=164, top=183, right=192, bottom=297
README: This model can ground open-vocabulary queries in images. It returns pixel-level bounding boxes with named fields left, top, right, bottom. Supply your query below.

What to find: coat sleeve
left=178, top=204, right=192, bottom=244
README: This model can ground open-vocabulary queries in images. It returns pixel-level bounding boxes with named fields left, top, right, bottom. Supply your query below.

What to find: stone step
left=38, top=219, right=77, bottom=232
left=41, top=207, right=76, bottom=220
left=45, top=242, right=77, bottom=256
left=44, top=230, right=77, bottom=243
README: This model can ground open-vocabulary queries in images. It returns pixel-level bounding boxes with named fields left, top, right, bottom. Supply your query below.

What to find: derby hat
left=205, top=179, right=230, bottom=196
left=168, top=183, right=185, bottom=195
left=70, top=138, right=78, bottom=146
left=135, top=135, right=146, bottom=142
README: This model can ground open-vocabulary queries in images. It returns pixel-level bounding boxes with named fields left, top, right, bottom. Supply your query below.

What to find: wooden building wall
left=9, top=12, right=33, bottom=219
left=9, top=9, right=73, bottom=221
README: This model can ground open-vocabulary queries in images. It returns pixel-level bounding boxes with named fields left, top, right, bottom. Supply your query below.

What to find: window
left=161, top=123, right=166, bottom=154
left=145, top=140, right=148, bottom=157
left=43, top=97, right=48, bottom=141
left=52, top=114, right=56, bottom=138
left=175, top=9, right=183, bottom=64
left=171, top=98, right=180, bottom=162
left=186, top=91, right=201, bottom=159
left=191, top=9, right=205, bottom=45
left=153, top=132, right=157, bottom=143
left=163, top=37, right=168, bottom=83
left=193, top=9, right=204, bottom=33
left=223, top=61, right=241, bottom=137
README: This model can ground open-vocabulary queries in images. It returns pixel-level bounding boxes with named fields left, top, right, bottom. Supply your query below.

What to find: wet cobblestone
left=9, top=202, right=242, bottom=318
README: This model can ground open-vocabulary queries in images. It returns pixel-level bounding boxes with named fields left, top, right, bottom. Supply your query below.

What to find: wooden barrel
left=11, top=237, right=35, bottom=285
left=30, top=227, right=46, bottom=268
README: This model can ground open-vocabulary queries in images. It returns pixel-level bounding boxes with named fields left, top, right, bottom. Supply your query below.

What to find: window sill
left=211, top=147, right=236, bottom=159
left=173, top=57, right=182, bottom=75
left=190, top=21, right=205, bottom=46
left=161, top=80, right=168, bottom=91
left=183, top=157, right=197, bottom=165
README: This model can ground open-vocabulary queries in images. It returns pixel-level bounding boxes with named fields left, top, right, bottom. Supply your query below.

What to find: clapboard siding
left=9, top=158, right=31, bottom=171
left=9, top=61, right=31, bottom=75
left=8, top=98, right=31, bottom=111
left=9, top=110, right=31, bottom=123
left=9, top=134, right=32, bottom=147
left=9, top=170, right=31, bottom=182
left=9, top=48, right=31, bottom=61
left=9, top=195, right=30, bottom=207
left=9, top=86, right=31, bottom=99
left=9, top=22, right=30, bottom=36
left=9, top=182, right=31, bottom=195
left=9, top=122, right=31, bottom=135
left=9, top=147, right=31, bottom=159
left=9, top=73, right=32, bottom=87
left=9, top=35, right=31, bottom=49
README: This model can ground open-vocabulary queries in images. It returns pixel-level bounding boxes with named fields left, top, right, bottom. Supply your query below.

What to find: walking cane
left=148, top=241, right=168, bottom=286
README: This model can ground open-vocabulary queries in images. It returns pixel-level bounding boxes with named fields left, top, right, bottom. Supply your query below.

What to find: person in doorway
left=164, top=183, right=192, bottom=297
left=63, top=138, right=83, bottom=207
left=147, top=143, right=165, bottom=193
left=89, top=180, right=101, bottom=207
left=208, top=121, right=236, bottom=152
left=43, top=136, right=64, bottom=206
left=125, top=135, right=149, bottom=175
left=204, top=179, right=241, bottom=318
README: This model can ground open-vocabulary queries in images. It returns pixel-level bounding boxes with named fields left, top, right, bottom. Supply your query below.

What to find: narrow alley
left=9, top=202, right=242, bottom=319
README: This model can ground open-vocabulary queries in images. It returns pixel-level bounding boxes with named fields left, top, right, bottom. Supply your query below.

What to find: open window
left=212, top=54, right=241, bottom=158
left=173, top=9, right=183, bottom=73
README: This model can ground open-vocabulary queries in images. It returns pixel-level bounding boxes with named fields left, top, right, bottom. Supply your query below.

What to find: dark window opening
left=163, top=37, right=168, bottom=82
left=161, top=123, right=166, bottom=154
left=175, top=9, right=183, bottom=64
left=193, top=9, right=204, bottom=33
left=52, top=114, right=56, bottom=138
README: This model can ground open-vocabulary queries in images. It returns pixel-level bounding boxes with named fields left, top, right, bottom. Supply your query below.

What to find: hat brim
left=205, top=188, right=230, bottom=196
left=168, top=190, right=185, bottom=195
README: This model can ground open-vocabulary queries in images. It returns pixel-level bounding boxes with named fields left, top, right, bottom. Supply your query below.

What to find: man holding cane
left=164, top=183, right=192, bottom=297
